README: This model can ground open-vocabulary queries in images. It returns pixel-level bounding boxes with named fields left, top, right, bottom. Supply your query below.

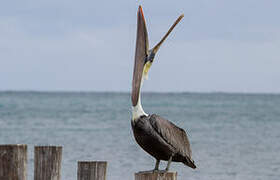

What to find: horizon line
left=0, top=90, right=280, bottom=95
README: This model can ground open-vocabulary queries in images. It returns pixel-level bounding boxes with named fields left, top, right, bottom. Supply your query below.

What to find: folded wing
left=149, top=114, right=192, bottom=158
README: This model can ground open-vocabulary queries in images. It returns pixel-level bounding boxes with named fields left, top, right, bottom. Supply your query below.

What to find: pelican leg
left=154, top=159, right=160, bottom=171
left=138, top=159, right=161, bottom=174
left=165, top=156, right=173, bottom=171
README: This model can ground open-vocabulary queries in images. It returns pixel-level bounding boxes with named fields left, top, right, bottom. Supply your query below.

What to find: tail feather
left=183, top=157, right=196, bottom=169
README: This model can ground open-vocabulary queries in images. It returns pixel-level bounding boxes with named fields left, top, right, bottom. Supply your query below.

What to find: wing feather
left=149, top=114, right=192, bottom=158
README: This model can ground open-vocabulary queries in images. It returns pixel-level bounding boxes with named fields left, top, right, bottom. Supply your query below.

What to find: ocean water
left=0, top=92, right=279, bottom=180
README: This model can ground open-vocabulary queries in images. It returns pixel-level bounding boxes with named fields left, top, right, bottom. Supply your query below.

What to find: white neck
left=132, top=78, right=147, bottom=121
left=132, top=96, right=147, bottom=121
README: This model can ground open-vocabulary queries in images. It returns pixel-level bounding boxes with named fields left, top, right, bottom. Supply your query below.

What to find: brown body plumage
left=132, top=114, right=196, bottom=169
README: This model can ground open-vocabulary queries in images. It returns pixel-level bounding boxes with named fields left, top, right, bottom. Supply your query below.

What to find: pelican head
left=131, top=5, right=184, bottom=108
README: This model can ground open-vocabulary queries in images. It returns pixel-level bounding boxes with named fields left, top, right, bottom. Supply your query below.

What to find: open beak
left=132, top=6, right=149, bottom=106
left=132, top=6, right=184, bottom=106
left=151, top=14, right=184, bottom=54
left=142, top=14, right=184, bottom=80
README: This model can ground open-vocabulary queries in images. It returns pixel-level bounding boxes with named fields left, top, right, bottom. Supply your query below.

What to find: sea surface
left=0, top=92, right=279, bottom=180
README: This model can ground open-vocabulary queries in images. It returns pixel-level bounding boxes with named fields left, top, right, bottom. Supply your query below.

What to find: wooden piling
left=34, top=146, right=62, bottom=180
left=0, top=144, right=27, bottom=180
left=77, top=161, right=107, bottom=180
left=135, top=171, right=177, bottom=180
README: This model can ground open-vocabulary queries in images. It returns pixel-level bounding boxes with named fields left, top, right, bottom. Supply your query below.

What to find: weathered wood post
left=34, top=146, right=62, bottom=180
left=0, top=144, right=27, bottom=180
left=77, top=161, right=107, bottom=180
left=135, top=171, right=177, bottom=180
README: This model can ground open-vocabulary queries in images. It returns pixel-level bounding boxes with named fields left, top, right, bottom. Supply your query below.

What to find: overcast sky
left=1, top=1, right=280, bottom=93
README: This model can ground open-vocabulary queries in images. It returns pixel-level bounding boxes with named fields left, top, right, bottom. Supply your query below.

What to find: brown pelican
left=131, top=6, right=196, bottom=172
